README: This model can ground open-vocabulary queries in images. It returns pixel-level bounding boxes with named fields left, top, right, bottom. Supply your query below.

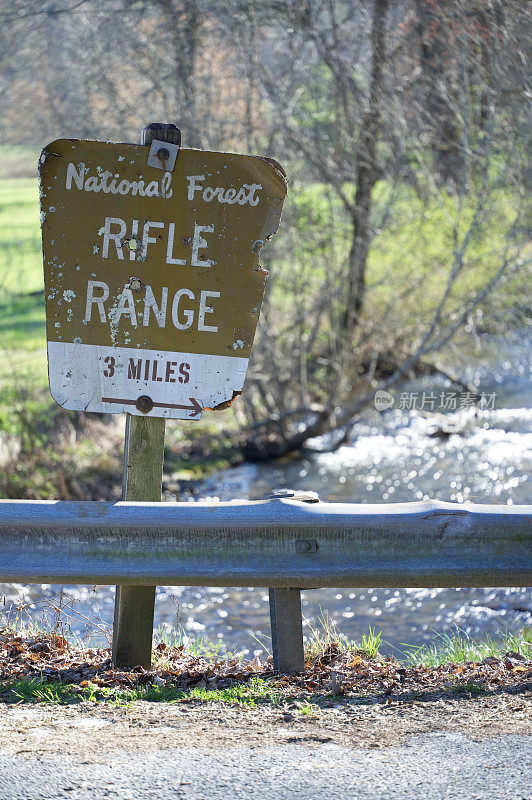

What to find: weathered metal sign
left=39, top=139, right=286, bottom=419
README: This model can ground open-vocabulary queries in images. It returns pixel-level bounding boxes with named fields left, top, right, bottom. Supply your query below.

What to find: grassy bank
left=0, top=393, right=241, bottom=499
left=0, top=176, right=46, bottom=387
left=1, top=621, right=530, bottom=708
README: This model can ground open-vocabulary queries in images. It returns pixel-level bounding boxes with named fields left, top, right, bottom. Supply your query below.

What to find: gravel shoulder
left=0, top=691, right=530, bottom=754
left=0, top=693, right=530, bottom=800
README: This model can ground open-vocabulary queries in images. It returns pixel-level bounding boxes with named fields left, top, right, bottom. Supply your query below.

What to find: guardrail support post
left=269, top=588, right=305, bottom=674
left=263, top=489, right=317, bottom=674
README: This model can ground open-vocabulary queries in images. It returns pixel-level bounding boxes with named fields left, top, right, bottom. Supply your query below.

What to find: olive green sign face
left=39, top=139, right=286, bottom=419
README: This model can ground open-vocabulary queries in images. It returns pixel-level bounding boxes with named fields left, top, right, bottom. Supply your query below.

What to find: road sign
left=39, top=139, right=286, bottom=419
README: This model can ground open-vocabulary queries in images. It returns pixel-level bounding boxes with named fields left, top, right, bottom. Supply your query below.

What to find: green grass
left=0, top=175, right=46, bottom=384
left=0, top=177, right=43, bottom=295
left=0, top=293, right=47, bottom=384
left=0, top=291, right=45, bottom=349
left=1, top=619, right=530, bottom=707
left=303, top=614, right=384, bottom=660
left=3, top=674, right=327, bottom=712
left=153, top=624, right=237, bottom=661
left=2, top=675, right=287, bottom=708
left=304, top=617, right=532, bottom=668
left=398, top=627, right=532, bottom=667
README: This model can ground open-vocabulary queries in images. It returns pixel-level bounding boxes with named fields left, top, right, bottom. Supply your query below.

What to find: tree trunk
left=416, top=0, right=462, bottom=187
left=342, top=0, right=388, bottom=333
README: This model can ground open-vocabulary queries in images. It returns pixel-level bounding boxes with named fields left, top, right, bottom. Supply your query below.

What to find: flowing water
left=2, top=334, right=531, bottom=657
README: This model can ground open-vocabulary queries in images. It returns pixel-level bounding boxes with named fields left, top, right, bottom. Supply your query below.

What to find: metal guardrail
left=1, top=499, right=530, bottom=587
left=2, top=498, right=530, bottom=672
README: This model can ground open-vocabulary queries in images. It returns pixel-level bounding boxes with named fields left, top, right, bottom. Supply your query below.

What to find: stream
left=2, top=333, right=531, bottom=657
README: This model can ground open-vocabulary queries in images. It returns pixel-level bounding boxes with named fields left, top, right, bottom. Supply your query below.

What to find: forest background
left=0, top=0, right=529, bottom=499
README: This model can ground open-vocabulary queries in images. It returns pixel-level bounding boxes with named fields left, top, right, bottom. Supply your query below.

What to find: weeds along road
left=0, top=695, right=530, bottom=800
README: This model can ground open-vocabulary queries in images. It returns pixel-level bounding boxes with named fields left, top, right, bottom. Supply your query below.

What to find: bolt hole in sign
left=39, top=140, right=287, bottom=419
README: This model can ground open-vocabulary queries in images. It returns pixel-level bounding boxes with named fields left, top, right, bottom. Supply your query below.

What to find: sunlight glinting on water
left=2, top=335, right=531, bottom=655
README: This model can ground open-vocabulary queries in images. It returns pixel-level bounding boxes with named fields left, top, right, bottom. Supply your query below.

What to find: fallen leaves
left=0, top=629, right=271, bottom=696
left=267, top=641, right=532, bottom=699
left=0, top=629, right=531, bottom=702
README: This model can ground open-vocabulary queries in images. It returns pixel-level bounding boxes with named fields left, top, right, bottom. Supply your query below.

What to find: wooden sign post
left=39, top=122, right=287, bottom=670
left=111, top=124, right=175, bottom=669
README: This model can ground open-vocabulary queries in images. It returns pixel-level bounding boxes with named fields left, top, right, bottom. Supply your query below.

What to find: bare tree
left=239, top=0, right=530, bottom=458
left=0, top=0, right=529, bottom=463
